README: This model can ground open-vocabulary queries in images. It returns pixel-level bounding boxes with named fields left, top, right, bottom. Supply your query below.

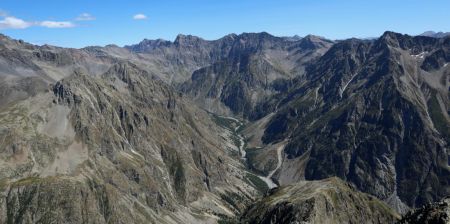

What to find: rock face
left=0, top=36, right=260, bottom=223
left=0, top=32, right=332, bottom=118
left=247, top=31, right=450, bottom=211
left=124, top=32, right=333, bottom=116
left=180, top=33, right=333, bottom=116
left=123, top=34, right=235, bottom=84
left=0, top=34, right=113, bottom=110
left=398, top=197, right=450, bottom=224
left=241, top=177, right=400, bottom=224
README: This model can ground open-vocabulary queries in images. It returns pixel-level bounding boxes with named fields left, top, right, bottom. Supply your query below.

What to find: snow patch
left=411, top=51, right=428, bottom=60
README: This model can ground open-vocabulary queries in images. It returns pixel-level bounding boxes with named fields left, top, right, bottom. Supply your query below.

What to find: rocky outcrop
left=398, top=197, right=450, bottom=224
left=0, top=55, right=259, bottom=223
left=247, top=32, right=450, bottom=210
left=180, top=33, right=333, bottom=116
left=241, top=177, right=400, bottom=224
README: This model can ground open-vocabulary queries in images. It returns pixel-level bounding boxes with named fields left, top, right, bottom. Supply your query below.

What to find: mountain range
left=419, top=31, right=450, bottom=38
left=0, top=30, right=448, bottom=223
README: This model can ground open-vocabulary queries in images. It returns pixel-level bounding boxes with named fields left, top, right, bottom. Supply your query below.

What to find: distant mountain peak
left=419, top=31, right=450, bottom=38
left=238, top=31, right=277, bottom=40
left=124, top=38, right=172, bottom=52
left=222, top=33, right=238, bottom=40
left=296, top=34, right=334, bottom=50
left=174, top=34, right=206, bottom=45
left=380, top=31, right=405, bottom=39
left=376, top=31, right=414, bottom=48
left=282, top=35, right=302, bottom=41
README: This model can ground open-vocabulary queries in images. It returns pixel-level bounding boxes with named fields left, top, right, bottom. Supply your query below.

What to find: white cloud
left=39, top=21, right=75, bottom=28
left=0, top=14, right=76, bottom=29
left=0, top=16, right=32, bottom=29
left=76, top=13, right=95, bottom=21
left=133, top=14, right=147, bottom=20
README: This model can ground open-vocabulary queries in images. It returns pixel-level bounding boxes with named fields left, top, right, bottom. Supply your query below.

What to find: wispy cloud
left=133, top=14, right=147, bottom=20
left=75, top=13, right=95, bottom=21
left=0, top=13, right=77, bottom=30
left=39, top=21, right=75, bottom=28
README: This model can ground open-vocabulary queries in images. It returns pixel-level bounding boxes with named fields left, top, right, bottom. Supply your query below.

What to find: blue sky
left=0, top=0, right=449, bottom=48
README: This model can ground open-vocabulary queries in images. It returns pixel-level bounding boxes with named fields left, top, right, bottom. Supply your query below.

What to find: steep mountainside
left=0, top=37, right=260, bottom=223
left=123, top=34, right=236, bottom=84
left=0, top=34, right=119, bottom=109
left=398, top=197, right=450, bottom=224
left=123, top=33, right=333, bottom=116
left=180, top=34, right=333, bottom=116
left=246, top=32, right=450, bottom=211
left=241, top=177, right=400, bottom=224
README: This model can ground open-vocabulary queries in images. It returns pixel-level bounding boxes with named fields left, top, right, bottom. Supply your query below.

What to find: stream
left=219, top=115, right=284, bottom=189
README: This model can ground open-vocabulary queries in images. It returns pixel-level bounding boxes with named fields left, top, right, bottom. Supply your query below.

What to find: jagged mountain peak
left=377, top=31, right=411, bottom=48
left=124, top=38, right=172, bottom=52
left=282, top=34, right=302, bottom=41
left=377, top=30, right=450, bottom=50
left=174, top=33, right=207, bottom=45
left=237, top=31, right=281, bottom=42
left=381, top=30, right=407, bottom=39
left=105, top=44, right=120, bottom=48
left=219, top=33, right=238, bottom=41
left=302, top=34, right=330, bottom=41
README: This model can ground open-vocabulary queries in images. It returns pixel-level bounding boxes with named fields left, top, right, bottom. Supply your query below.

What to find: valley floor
left=215, top=115, right=283, bottom=190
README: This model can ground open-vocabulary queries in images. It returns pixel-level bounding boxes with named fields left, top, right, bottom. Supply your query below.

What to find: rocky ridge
left=246, top=31, right=450, bottom=212
left=0, top=37, right=262, bottom=223
left=241, top=177, right=400, bottom=224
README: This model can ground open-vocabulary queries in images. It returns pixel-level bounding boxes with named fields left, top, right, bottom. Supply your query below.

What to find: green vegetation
left=235, top=122, right=246, bottom=133
left=428, top=92, right=450, bottom=141
left=208, top=112, right=244, bottom=155
left=368, top=196, right=401, bottom=219
left=328, top=190, right=339, bottom=205
left=228, top=150, right=239, bottom=158
left=161, top=147, right=186, bottom=201
left=245, top=173, right=269, bottom=193
left=12, top=176, right=43, bottom=187
left=220, top=190, right=245, bottom=211
left=209, top=113, right=236, bottom=130
left=245, top=147, right=268, bottom=176
left=0, top=179, right=8, bottom=191
left=218, top=218, right=238, bottom=224
left=171, top=157, right=186, bottom=200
